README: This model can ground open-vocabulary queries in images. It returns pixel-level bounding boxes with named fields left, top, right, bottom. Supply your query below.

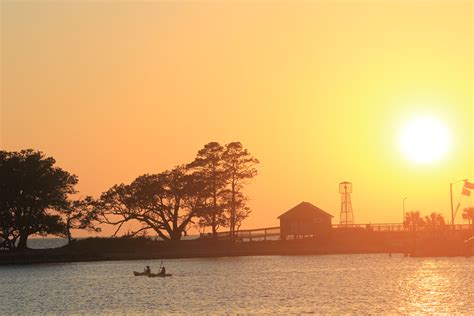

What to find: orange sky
left=1, top=0, right=472, bottom=236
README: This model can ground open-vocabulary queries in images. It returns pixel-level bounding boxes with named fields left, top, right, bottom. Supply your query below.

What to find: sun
left=399, top=116, right=451, bottom=164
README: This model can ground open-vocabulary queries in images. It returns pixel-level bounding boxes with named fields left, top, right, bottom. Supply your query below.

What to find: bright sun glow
left=399, top=116, right=451, bottom=164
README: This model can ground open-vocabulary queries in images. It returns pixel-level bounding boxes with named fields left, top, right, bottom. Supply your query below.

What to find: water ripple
left=0, top=254, right=472, bottom=314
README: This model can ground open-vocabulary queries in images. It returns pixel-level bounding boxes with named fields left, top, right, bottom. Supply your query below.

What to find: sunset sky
left=1, top=0, right=472, bottom=236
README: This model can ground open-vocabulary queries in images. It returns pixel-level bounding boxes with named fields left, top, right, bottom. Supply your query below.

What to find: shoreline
left=0, top=247, right=406, bottom=265
left=2, top=232, right=473, bottom=265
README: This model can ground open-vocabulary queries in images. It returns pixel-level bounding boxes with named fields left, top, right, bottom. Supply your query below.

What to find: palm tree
left=424, top=212, right=446, bottom=230
left=404, top=211, right=425, bottom=231
left=462, top=207, right=474, bottom=229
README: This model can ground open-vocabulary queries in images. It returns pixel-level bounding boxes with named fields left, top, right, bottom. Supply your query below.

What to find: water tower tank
left=339, top=181, right=352, bottom=194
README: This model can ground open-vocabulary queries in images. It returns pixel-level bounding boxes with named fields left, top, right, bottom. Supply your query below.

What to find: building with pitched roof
left=278, top=201, right=333, bottom=239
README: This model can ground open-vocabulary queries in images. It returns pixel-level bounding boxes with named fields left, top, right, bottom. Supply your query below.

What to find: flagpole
left=450, top=183, right=454, bottom=230
left=450, top=179, right=468, bottom=230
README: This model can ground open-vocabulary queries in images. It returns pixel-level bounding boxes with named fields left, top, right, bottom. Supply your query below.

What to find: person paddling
left=159, top=266, right=166, bottom=275
left=144, top=266, right=151, bottom=274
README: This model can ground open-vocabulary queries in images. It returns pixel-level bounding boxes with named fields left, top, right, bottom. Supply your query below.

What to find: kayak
left=133, top=271, right=150, bottom=276
left=148, top=273, right=172, bottom=278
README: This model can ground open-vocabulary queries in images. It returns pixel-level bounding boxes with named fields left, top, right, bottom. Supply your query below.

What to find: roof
left=277, top=201, right=334, bottom=219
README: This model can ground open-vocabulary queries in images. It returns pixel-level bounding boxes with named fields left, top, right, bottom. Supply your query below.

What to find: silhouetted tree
left=404, top=211, right=425, bottom=231
left=0, top=150, right=77, bottom=250
left=97, top=165, right=206, bottom=240
left=61, top=197, right=101, bottom=243
left=95, top=142, right=258, bottom=240
left=188, top=142, right=228, bottom=237
left=0, top=225, right=18, bottom=251
left=222, top=142, right=259, bottom=238
left=222, top=191, right=251, bottom=232
left=462, top=207, right=474, bottom=229
left=424, top=212, right=446, bottom=230
left=0, top=203, right=15, bottom=250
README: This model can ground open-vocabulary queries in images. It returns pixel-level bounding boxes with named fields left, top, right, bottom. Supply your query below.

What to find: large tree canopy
left=222, top=142, right=259, bottom=237
left=97, top=165, right=207, bottom=240
left=188, top=142, right=228, bottom=237
left=0, top=150, right=77, bottom=250
left=97, top=142, right=259, bottom=240
left=61, top=197, right=101, bottom=243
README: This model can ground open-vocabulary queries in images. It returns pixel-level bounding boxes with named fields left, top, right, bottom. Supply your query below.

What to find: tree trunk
left=66, top=228, right=72, bottom=244
left=211, top=211, right=217, bottom=238
left=17, top=233, right=29, bottom=250
left=212, top=193, right=217, bottom=238
left=170, top=231, right=182, bottom=241
left=230, top=180, right=236, bottom=241
left=66, top=220, right=72, bottom=244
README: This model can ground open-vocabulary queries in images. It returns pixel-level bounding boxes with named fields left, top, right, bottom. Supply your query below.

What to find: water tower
left=339, top=181, right=354, bottom=227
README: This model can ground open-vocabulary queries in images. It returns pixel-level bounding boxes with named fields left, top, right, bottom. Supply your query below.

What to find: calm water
left=0, top=254, right=473, bottom=314
left=27, top=238, right=69, bottom=249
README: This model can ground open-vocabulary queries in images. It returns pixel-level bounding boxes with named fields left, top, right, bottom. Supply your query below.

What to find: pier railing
left=333, top=223, right=406, bottom=232
left=201, top=223, right=472, bottom=241
left=332, top=223, right=472, bottom=232
left=200, top=226, right=281, bottom=241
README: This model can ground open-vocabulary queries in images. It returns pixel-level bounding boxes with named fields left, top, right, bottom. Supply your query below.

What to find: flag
left=464, top=180, right=474, bottom=190
left=462, top=187, right=471, bottom=196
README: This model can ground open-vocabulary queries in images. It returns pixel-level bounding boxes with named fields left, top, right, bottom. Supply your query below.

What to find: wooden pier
left=201, top=223, right=472, bottom=241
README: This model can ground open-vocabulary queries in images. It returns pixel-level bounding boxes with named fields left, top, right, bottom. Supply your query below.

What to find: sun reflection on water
left=399, top=259, right=468, bottom=314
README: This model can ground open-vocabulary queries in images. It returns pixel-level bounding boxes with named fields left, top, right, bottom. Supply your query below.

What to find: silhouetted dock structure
left=200, top=201, right=472, bottom=245
left=202, top=226, right=281, bottom=241
left=197, top=200, right=474, bottom=257
left=203, top=223, right=472, bottom=241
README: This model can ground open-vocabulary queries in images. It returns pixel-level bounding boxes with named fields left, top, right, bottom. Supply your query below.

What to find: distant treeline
left=403, top=210, right=474, bottom=231
left=0, top=142, right=258, bottom=250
